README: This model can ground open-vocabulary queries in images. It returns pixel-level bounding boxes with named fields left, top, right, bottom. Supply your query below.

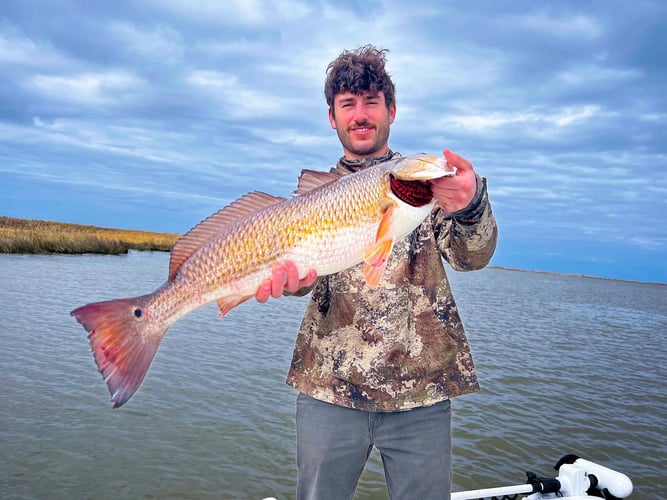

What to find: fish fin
left=363, top=238, right=394, bottom=287
left=217, top=294, right=253, bottom=316
left=363, top=263, right=384, bottom=288
left=169, top=192, right=286, bottom=280
left=360, top=203, right=397, bottom=287
left=375, top=203, right=396, bottom=241
left=294, top=170, right=342, bottom=196
left=71, top=295, right=166, bottom=408
left=364, top=238, right=394, bottom=268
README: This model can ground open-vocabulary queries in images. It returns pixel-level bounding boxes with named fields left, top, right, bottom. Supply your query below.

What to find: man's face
left=329, top=91, right=396, bottom=160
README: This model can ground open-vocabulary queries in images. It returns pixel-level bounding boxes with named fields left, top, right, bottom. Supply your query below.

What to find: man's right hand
left=255, top=261, right=318, bottom=303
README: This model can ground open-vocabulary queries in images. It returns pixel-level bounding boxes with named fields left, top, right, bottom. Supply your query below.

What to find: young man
left=256, top=45, right=498, bottom=500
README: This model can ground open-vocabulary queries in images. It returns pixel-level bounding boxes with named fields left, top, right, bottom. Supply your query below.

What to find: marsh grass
left=0, top=217, right=179, bottom=254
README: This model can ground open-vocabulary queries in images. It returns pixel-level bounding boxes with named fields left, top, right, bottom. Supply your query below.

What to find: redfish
left=71, top=154, right=455, bottom=407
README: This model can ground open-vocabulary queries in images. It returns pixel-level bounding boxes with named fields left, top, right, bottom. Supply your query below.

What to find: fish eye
left=134, top=308, right=143, bottom=319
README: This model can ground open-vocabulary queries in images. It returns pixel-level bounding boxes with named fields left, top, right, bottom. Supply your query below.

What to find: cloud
left=440, top=105, right=607, bottom=132
left=28, top=71, right=147, bottom=107
left=517, top=10, right=602, bottom=39
left=0, top=0, right=665, bottom=282
left=0, top=29, right=68, bottom=67
left=185, top=70, right=289, bottom=119
left=148, top=0, right=313, bottom=27
left=108, top=22, right=185, bottom=64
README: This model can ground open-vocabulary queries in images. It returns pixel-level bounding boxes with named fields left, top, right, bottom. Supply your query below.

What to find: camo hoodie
left=286, top=151, right=498, bottom=411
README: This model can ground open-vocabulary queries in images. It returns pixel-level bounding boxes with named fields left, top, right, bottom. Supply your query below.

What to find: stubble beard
left=337, top=120, right=391, bottom=159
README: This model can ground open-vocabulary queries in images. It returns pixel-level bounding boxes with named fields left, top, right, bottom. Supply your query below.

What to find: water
left=0, top=253, right=665, bottom=499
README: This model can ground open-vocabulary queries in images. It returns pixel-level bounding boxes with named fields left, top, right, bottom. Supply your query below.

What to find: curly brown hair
left=324, top=45, right=396, bottom=112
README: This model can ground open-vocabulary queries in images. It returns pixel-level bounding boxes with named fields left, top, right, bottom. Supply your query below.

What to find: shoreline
left=0, top=216, right=179, bottom=255
left=487, top=265, right=665, bottom=287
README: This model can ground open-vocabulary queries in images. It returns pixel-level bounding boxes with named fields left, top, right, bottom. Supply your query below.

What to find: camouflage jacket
left=286, top=150, right=498, bottom=411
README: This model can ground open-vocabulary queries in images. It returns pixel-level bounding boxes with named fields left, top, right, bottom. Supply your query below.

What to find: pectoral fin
left=363, top=238, right=394, bottom=287
left=361, top=203, right=398, bottom=287
left=375, top=203, right=395, bottom=242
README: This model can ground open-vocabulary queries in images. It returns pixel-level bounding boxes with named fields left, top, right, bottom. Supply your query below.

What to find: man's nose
left=353, top=102, right=370, bottom=121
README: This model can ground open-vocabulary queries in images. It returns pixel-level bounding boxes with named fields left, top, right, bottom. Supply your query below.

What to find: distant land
left=0, top=216, right=178, bottom=255
left=1, top=216, right=663, bottom=287
left=487, top=265, right=665, bottom=287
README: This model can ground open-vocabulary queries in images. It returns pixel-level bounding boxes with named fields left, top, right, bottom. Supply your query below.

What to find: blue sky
left=1, top=0, right=665, bottom=283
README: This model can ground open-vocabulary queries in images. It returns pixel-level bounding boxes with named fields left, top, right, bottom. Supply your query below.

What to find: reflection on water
left=0, top=253, right=665, bottom=499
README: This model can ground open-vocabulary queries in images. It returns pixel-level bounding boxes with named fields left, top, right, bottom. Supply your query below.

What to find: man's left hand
left=255, top=260, right=318, bottom=303
left=430, top=149, right=477, bottom=213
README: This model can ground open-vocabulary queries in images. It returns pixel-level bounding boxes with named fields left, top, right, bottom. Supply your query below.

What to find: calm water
left=0, top=253, right=665, bottom=499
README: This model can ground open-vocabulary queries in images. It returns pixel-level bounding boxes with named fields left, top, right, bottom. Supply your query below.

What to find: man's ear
left=388, top=102, right=396, bottom=124
left=328, top=107, right=336, bottom=129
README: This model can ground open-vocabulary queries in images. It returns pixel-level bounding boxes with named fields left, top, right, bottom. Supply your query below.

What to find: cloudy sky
left=1, top=0, right=665, bottom=283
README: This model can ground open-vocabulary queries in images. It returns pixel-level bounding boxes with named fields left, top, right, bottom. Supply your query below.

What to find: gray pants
left=296, top=393, right=452, bottom=500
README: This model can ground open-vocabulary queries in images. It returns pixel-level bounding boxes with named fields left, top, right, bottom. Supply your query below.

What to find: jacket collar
left=334, top=149, right=399, bottom=174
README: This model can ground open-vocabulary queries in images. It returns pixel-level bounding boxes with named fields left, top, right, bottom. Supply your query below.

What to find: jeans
left=296, top=393, right=452, bottom=500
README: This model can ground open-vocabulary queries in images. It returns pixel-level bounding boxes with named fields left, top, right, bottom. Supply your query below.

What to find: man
left=256, top=45, right=498, bottom=500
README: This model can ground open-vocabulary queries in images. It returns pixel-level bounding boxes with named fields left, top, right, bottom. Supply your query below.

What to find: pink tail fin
left=71, top=295, right=167, bottom=408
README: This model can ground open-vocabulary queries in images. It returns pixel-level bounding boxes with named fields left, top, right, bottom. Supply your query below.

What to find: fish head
left=387, top=154, right=456, bottom=207
left=390, top=153, right=456, bottom=181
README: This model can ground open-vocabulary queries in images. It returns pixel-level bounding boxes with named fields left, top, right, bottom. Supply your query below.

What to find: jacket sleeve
left=433, top=175, right=498, bottom=271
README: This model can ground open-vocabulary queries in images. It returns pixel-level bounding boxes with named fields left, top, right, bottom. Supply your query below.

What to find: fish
left=71, top=153, right=455, bottom=407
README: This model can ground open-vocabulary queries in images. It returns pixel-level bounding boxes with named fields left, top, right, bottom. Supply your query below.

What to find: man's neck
left=337, top=149, right=397, bottom=173
left=342, top=145, right=390, bottom=161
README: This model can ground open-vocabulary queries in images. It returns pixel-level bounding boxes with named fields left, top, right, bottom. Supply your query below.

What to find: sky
left=1, top=1, right=665, bottom=283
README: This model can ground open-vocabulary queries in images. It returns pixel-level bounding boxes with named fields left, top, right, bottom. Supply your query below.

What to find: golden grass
left=0, top=217, right=180, bottom=254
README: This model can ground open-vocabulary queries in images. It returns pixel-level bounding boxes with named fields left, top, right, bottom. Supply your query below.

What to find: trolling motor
left=451, top=454, right=633, bottom=500
left=537, top=454, right=634, bottom=500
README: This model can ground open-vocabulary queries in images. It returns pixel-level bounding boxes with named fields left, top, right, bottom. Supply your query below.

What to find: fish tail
left=71, top=295, right=167, bottom=408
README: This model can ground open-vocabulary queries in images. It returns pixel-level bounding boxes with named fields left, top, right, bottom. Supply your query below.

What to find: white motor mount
left=452, top=454, right=633, bottom=500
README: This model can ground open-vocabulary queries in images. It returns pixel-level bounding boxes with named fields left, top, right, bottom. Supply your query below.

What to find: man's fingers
left=256, top=280, right=272, bottom=303
left=257, top=261, right=318, bottom=303
left=271, top=265, right=286, bottom=298
left=284, top=261, right=300, bottom=292
left=444, top=149, right=472, bottom=172
left=302, top=268, right=318, bottom=287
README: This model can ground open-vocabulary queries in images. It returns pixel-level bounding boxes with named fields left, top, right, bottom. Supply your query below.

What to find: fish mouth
left=389, top=175, right=433, bottom=207
left=388, top=153, right=454, bottom=206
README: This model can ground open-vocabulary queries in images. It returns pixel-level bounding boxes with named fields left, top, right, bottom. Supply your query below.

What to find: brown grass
left=0, top=217, right=180, bottom=254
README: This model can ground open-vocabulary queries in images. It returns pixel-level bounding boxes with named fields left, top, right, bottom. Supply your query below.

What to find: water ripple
left=1, top=255, right=664, bottom=499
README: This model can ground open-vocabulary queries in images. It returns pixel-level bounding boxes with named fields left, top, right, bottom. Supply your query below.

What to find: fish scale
left=71, top=153, right=455, bottom=407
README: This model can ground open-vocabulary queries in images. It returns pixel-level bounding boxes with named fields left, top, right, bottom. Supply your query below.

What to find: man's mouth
left=350, top=124, right=375, bottom=135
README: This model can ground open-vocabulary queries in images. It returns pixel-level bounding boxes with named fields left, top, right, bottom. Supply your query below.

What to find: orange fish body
left=71, top=154, right=454, bottom=407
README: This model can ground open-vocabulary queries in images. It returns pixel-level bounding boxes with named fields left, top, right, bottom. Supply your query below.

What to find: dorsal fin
left=294, top=170, right=342, bottom=196
left=168, top=191, right=286, bottom=280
